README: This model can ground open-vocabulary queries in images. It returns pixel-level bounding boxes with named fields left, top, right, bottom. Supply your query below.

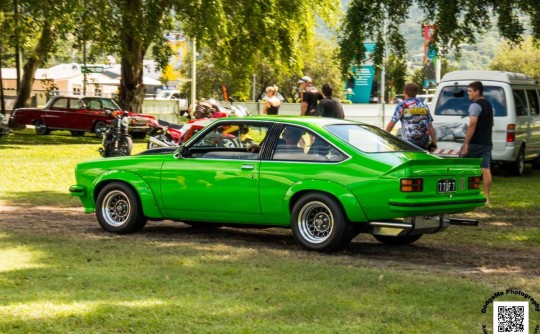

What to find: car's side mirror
left=177, top=145, right=189, bottom=159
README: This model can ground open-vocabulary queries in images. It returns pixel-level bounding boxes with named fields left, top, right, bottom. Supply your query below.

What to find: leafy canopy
left=338, top=0, right=540, bottom=74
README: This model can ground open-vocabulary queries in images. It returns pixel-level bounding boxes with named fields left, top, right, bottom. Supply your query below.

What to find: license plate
left=437, top=179, right=456, bottom=193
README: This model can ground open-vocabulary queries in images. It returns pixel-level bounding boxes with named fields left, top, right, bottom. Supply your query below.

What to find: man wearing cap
left=298, top=76, right=323, bottom=116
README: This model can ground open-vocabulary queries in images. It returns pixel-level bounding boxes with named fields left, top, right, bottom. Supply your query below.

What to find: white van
left=431, top=70, right=540, bottom=176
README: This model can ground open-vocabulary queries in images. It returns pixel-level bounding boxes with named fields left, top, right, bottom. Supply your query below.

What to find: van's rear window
left=434, top=86, right=507, bottom=117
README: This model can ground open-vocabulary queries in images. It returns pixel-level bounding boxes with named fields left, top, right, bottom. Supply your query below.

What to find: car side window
left=190, top=123, right=270, bottom=160
left=273, top=125, right=344, bottom=162
left=526, top=89, right=539, bottom=115
left=68, top=99, right=84, bottom=110
left=51, top=98, right=69, bottom=109
left=87, top=100, right=102, bottom=110
left=513, top=90, right=528, bottom=116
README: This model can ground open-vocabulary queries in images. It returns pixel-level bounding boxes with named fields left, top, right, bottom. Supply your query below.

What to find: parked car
left=431, top=71, right=540, bottom=175
left=145, top=89, right=188, bottom=111
left=9, top=96, right=156, bottom=138
left=70, top=116, right=485, bottom=252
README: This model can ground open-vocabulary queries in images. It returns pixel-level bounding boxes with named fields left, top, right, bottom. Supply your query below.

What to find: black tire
left=106, top=136, right=133, bottom=157
left=34, top=120, right=51, bottom=135
left=290, top=192, right=354, bottom=252
left=531, top=152, right=540, bottom=170
left=507, top=148, right=525, bottom=176
left=95, top=182, right=147, bottom=234
left=94, top=121, right=107, bottom=137
left=372, top=234, right=423, bottom=246
left=70, top=131, right=85, bottom=136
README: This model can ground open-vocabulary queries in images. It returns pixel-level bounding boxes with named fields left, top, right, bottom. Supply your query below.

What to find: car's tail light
left=401, top=179, right=423, bottom=192
left=506, top=124, right=516, bottom=142
left=468, top=177, right=481, bottom=190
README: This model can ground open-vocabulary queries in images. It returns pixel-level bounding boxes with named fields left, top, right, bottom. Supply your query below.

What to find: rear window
left=326, top=124, right=421, bottom=153
left=434, top=85, right=507, bottom=117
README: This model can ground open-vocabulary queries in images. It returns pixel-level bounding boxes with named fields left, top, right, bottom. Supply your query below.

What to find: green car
left=70, top=116, right=485, bottom=252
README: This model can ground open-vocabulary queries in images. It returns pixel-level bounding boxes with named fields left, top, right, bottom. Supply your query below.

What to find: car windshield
left=326, top=124, right=421, bottom=153
left=434, top=85, right=507, bottom=116
left=82, top=97, right=121, bottom=110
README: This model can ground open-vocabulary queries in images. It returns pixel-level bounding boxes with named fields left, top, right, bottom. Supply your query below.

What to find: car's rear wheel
left=70, top=131, right=84, bottom=136
left=96, top=182, right=147, bottom=234
left=94, top=121, right=107, bottom=137
left=532, top=152, right=540, bottom=170
left=372, top=234, right=423, bottom=246
left=34, top=120, right=51, bottom=135
left=291, top=192, right=354, bottom=252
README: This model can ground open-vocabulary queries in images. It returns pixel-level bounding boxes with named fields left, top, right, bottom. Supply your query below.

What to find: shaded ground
left=1, top=200, right=538, bottom=288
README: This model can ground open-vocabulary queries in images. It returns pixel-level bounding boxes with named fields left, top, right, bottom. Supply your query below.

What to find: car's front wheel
left=372, top=234, right=423, bottom=246
left=34, top=120, right=51, bottom=135
left=291, top=192, right=354, bottom=252
left=96, top=182, right=147, bottom=234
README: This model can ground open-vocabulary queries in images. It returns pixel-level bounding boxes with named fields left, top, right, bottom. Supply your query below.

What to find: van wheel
left=507, top=148, right=525, bottom=176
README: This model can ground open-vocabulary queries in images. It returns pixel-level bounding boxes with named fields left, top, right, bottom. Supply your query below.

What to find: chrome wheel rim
left=298, top=201, right=333, bottom=244
left=101, top=190, right=131, bottom=227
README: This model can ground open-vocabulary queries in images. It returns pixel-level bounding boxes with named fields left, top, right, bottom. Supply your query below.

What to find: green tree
left=338, top=0, right=540, bottom=75
left=87, top=0, right=341, bottom=112
left=0, top=0, right=82, bottom=109
left=489, top=37, right=540, bottom=80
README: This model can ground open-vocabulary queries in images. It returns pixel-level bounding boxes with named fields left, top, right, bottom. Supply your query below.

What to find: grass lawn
left=1, top=129, right=539, bottom=333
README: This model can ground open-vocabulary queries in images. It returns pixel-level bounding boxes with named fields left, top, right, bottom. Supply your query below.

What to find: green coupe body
left=71, top=116, right=485, bottom=251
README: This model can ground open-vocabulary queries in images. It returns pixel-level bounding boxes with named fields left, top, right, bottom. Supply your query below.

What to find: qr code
left=493, top=301, right=529, bottom=334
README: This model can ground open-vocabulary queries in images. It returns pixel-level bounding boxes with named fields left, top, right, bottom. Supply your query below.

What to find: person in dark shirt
left=298, top=76, right=323, bottom=116
left=460, top=81, right=494, bottom=205
left=316, top=84, right=344, bottom=119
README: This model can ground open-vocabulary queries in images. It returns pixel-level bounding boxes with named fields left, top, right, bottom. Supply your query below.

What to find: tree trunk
left=118, top=0, right=146, bottom=113
left=13, top=22, right=55, bottom=109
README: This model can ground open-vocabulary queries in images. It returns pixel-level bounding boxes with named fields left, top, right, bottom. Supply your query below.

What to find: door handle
left=241, top=164, right=254, bottom=170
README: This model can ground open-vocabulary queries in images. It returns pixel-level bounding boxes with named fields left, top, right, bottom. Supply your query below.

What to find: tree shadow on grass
left=0, top=190, right=80, bottom=208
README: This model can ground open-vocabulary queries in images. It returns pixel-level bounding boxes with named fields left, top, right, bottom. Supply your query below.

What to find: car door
left=43, top=97, right=69, bottom=129
left=64, top=98, right=87, bottom=130
left=160, top=121, right=271, bottom=221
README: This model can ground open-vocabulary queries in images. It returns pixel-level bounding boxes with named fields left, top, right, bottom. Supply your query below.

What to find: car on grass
left=9, top=96, right=155, bottom=138
left=70, top=116, right=486, bottom=252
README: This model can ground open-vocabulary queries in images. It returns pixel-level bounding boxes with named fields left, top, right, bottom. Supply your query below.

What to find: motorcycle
left=98, top=109, right=133, bottom=157
left=0, top=114, right=10, bottom=138
left=147, top=118, right=214, bottom=149
left=147, top=119, right=187, bottom=149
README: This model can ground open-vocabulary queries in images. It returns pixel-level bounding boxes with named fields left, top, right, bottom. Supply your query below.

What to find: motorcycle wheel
left=106, top=136, right=133, bottom=157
